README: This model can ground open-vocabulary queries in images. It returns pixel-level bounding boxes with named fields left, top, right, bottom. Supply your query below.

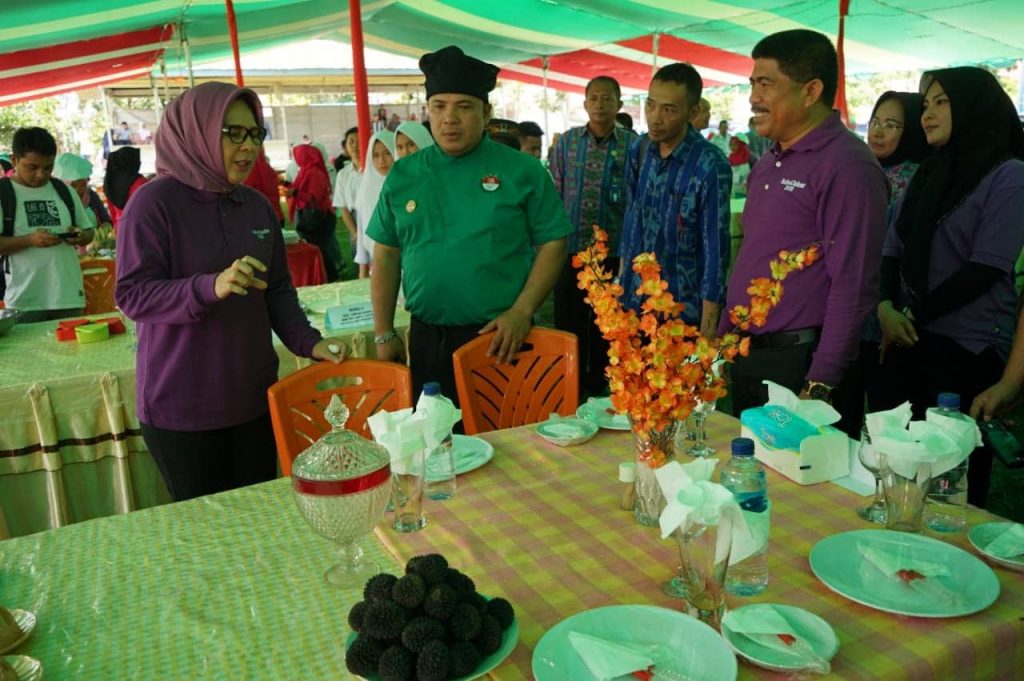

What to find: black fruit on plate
left=344, top=554, right=516, bottom=679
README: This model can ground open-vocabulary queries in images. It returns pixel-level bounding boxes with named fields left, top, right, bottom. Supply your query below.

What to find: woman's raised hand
left=215, top=255, right=268, bottom=299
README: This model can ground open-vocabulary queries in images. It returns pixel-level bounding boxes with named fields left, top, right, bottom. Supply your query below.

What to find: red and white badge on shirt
left=481, top=174, right=501, bottom=192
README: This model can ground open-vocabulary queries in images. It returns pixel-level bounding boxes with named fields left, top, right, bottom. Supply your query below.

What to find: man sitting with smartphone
left=0, top=127, right=94, bottom=322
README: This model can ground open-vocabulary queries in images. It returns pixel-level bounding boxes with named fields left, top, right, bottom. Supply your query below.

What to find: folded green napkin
left=724, top=605, right=831, bottom=674
left=568, top=631, right=654, bottom=680
left=986, top=523, right=1024, bottom=559
left=542, top=421, right=589, bottom=438
left=858, top=543, right=963, bottom=606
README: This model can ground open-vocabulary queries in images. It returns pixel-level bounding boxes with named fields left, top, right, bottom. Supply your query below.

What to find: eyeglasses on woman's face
left=868, top=118, right=903, bottom=132
left=221, top=125, right=267, bottom=145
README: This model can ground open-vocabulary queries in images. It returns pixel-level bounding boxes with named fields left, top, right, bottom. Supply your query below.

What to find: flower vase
left=675, top=521, right=732, bottom=631
left=631, top=420, right=679, bottom=527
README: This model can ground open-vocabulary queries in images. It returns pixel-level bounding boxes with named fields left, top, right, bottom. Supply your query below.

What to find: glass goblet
left=686, top=401, right=717, bottom=458
left=856, top=426, right=887, bottom=524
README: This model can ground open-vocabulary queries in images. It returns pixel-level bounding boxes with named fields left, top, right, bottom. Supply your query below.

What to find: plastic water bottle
left=420, top=382, right=456, bottom=500
left=924, top=392, right=971, bottom=532
left=722, top=437, right=770, bottom=596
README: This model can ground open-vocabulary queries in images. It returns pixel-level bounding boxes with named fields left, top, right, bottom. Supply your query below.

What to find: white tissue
left=655, top=459, right=758, bottom=564
left=865, top=402, right=980, bottom=479
left=367, top=408, right=426, bottom=474
left=765, top=380, right=841, bottom=427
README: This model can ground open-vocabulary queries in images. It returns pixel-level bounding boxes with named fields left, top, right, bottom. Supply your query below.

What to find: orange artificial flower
left=575, top=226, right=820, bottom=468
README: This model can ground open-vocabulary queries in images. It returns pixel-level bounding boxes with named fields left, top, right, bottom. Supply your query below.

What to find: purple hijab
left=154, top=81, right=264, bottom=193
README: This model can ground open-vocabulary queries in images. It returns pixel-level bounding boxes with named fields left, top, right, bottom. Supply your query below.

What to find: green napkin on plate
left=985, top=523, right=1024, bottom=559
left=858, top=543, right=963, bottom=606
left=568, top=631, right=654, bottom=680
left=724, top=605, right=831, bottom=674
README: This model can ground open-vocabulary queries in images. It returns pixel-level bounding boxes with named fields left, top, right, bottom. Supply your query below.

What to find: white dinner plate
left=968, top=522, right=1024, bottom=573
left=0, top=610, right=35, bottom=655
left=575, top=398, right=630, bottom=431
left=425, top=435, right=494, bottom=483
left=809, top=529, right=1000, bottom=617
left=532, top=604, right=736, bottom=681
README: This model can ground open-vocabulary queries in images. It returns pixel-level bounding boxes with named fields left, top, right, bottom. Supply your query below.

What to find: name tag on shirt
left=325, top=302, right=374, bottom=331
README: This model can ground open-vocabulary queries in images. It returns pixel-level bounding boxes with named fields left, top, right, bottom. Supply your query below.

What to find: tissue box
left=740, top=406, right=849, bottom=485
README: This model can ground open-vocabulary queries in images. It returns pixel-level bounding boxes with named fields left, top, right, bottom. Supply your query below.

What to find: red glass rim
left=292, top=465, right=391, bottom=496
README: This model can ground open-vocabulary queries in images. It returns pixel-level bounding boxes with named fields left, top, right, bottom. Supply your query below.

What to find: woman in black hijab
left=878, top=67, right=1024, bottom=508
left=103, top=146, right=146, bottom=228
left=862, top=91, right=932, bottom=415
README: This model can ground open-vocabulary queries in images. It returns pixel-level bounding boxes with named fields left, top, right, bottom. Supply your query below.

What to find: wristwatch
left=802, top=380, right=834, bottom=401
left=374, top=330, right=399, bottom=345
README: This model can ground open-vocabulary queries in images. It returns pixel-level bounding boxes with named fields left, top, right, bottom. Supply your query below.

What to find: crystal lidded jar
left=291, top=395, right=392, bottom=586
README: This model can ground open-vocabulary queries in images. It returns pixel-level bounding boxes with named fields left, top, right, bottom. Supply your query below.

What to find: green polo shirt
left=368, top=135, right=572, bottom=326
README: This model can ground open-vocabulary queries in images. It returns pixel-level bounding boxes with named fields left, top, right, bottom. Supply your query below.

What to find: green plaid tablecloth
left=0, top=478, right=402, bottom=679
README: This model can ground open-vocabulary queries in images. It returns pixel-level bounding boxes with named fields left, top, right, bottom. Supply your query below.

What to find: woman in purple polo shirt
left=116, top=82, right=346, bottom=502
left=878, top=67, right=1024, bottom=507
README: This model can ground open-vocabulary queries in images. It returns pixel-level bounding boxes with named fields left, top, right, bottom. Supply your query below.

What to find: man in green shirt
left=368, top=45, right=572, bottom=401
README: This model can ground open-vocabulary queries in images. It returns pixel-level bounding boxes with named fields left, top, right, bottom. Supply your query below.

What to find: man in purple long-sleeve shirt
left=720, top=30, right=888, bottom=438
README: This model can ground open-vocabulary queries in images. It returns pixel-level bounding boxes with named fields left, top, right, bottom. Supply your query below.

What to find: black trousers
left=728, top=334, right=863, bottom=441
left=553, top=257, right=617, bottom=397
left=408, top=316, right=482, bottom=410
left=141, top=414, right=278, bottom=502
left=881, top=331, right=1003, bottom=507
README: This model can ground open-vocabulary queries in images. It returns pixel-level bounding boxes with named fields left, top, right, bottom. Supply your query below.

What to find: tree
left=0, top=100, right=60, bottom=150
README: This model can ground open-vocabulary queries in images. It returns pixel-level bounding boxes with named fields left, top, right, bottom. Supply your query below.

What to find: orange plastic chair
left=79, top=257, right=116, bottom=314
left=267, top=358, right=413, bottom=477
left=452, top=328, right=579, bottom=435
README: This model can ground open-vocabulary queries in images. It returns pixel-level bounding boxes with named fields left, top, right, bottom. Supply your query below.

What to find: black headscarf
left=870, top=91, right=930, bottom=168
left=895, top=67, right=1024, bottom=296
left=104, top=146, right=142, bottom=209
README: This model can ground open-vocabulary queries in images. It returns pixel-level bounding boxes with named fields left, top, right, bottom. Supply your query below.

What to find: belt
left=747, top=327, right=821, bottom=350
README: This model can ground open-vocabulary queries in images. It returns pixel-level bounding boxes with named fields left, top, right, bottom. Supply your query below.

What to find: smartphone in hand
left=979, top=418, right=1024, bottom=469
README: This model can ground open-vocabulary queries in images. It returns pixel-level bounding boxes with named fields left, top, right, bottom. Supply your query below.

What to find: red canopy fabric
left=0, top=26, right=172, bottom=106
left=501, top=33, right=754, bottom=95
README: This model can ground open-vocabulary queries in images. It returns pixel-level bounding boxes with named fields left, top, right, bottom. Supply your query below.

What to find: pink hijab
left=155, top=81, right=264, bottom=193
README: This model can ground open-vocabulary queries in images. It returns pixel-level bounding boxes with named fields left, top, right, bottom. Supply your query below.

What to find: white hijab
left=394, top=121, right=435, bottom=157
left=354, top=131, right=396, bottom=230
left=354, top=131, right=396, bottom=265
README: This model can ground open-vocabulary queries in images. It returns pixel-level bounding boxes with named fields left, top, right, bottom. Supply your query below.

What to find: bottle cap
left=937, top=392, right=961, bottom=410
left=731, top=437, right=755, bottom=456
left=618, top=462, right=636, bottom=482
left=423, top=381, right=441, bottom=396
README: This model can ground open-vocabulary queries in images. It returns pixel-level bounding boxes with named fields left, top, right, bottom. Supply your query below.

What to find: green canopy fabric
left=1, top=1, right=1022, bottom=103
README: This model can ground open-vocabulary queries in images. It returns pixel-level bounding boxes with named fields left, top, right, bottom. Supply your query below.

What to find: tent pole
left=224, top=0, right=245, bottom=86
left=151, top=75, right=163, bottom=121
left=1017, top=58, right=1023, bottom=112
left=100, top=86, right=113, bottom=142
left=348, top=0, right=373, bottom=165
left=180, top=22, right=195, bottom=88
left=835, top=0, right=851, bottom=126
left=160, top=53, right=170, bottom=104
left=651, top=32, right=659, bottom=78
left=542, top=56, right=550, bottom=146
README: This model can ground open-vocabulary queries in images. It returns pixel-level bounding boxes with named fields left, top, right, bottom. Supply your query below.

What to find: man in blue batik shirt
left=620, top=63, right=732, bottom=338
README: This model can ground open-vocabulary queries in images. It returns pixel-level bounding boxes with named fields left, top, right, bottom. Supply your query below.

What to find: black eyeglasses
left=221, top=125, right=267, bottom=145
left=868, top=118, right=903, bottom=132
